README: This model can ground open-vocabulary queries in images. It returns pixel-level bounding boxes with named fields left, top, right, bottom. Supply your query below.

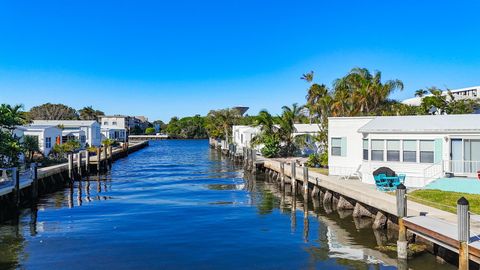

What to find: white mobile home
left=23, top=125, right=62, bottom=156
left=33, top=120, right=102, bottom=147
left=328, top=115, right=480, bottom=187
left=232, top=125, right=262, bottom=149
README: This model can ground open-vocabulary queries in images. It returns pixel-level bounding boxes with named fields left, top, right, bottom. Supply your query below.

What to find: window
left=362, top=139, right=368, bottom=160
left=112, top=121, right=117, bottom=125
left=403, top=140, right=417, bottom=162
left=241, top=134, right=244, bottom=144
left=45, top=137, right=52, bottom=148
left=420, top=140, right=434, bottom=163
left=80, top=135, right=86, bottom=144
left=371, top=140, right=384, bottom=161
left=103, top=121, right=108, bottom=125
left=331, top=138, right=342, bottom=156
left=387, top=140, right=400, bottom=161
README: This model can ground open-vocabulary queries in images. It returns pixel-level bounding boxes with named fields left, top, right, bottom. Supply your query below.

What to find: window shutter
left=434, top=138, right=443, bottom=163
left=340, top=137, right=347, bottom=157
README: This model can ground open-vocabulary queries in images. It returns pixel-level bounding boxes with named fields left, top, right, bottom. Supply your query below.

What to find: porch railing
left=444, top=160, right=480, bottom=175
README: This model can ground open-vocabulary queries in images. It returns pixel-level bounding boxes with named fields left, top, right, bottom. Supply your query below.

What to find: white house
left=23, top=125, right=62, bottom=156
left=328, top=114, right=480, bottom=187
left=62, top=129, right=87, bottom=147
left=232, top=125, right=262, bottom=150
left=402, top=85, right=480, bottom=107
left=32, top=120, right=102, bottom=147
left=232, top=124, right=322, bottom=154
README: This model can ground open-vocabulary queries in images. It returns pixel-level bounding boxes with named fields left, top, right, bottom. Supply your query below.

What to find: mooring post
left=77, top=152, right=82, bottom=178
left=458, top=197, right=470, bottom=270
left=108, top=145, right=113, bottom=164
left=251, top=149, right=257, bottom=174
left=396, top=183, right=408, bottom=260
left=103, top=145, right=108, bottom=171
left=68, top=153, right=74, bottom=180
left=291, top=162, right=296, bottom=195
left=31, top=163, right=38, bottom=200
left=280, top=162, right=285, bottom=190
left=303, top=166, right=309, bottom=202
left=96, top=147, right=101, bottom=172
left=12, top=167, right=20, bottom=208
left=85, top=150, right=90, bottom=174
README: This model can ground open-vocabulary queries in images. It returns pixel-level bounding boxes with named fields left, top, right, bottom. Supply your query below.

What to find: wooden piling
left=77, top=152, right=82, bottom=177
left=68, top=154, right=74, bottom=180
left=31, top=163, right=38, bottom=200
left=251, top=149, right=256, bottom=174
left=280, top=162, right=285, bottom=190
left=103, top=145, right=108, bottom=171
left=457, top=197, right=469, bottom=270
left=12, top=168, right=20, bottom=208
left=96, top=147, right=101, bottom=172
left=396, top=183, right=408, bottom=260
left=85, top=150, right=90, bottom=174
left=303, top=166, right=309, bottom=202
left=291, top=162, right=296, bottom=195
left=108, top=145, right=113, bottom=164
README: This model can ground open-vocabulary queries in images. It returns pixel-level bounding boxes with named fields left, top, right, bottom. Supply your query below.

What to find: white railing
left=423, top=162, right=444, bottom=179
left=444, top=160, right=480, bottom=176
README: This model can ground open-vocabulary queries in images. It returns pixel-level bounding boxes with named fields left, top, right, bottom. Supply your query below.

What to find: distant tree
left=204, top=108, right=241, bottom=143
left=414, top=89, right=428, bottom=97
left=300, top=71, right=314, bottom=84
left=153, top=120, right=167, bottom=131
left=165, top=115, right=207, bottom=139
left=22, top=135, right=40, bottom=162
left=145, top=127, right=156, bottom=134
left=79, top=106, right=105, bottom=121
left=29, top=103, right=79, bottom=120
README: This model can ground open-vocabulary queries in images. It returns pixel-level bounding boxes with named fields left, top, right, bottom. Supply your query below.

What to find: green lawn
left=308, top=167, right=329, bottom=175
left=407, top=189, right=480, bottom=214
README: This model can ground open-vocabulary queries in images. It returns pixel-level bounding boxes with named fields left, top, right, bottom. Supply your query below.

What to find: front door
left=451, top=139, right=462, bottom=173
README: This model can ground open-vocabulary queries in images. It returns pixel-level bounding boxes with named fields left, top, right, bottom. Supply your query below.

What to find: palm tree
left=414, top=89, right=428, bottom=97
left=300, top=71, right=314, bottom=84
left=281, top=103, right=305, bottom=124
left=23, top=135, right=40, bottom=162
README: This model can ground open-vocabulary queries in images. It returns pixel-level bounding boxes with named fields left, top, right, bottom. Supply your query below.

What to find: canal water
left=0, top=140, right=455, bottom=269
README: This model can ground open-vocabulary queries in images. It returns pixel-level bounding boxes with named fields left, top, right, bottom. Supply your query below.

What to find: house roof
left=33, top=120, right=98, bottom=127
left=293, top=124, right=321, bottom=133
left=24, top=125, right=61, bottom=131
left=358, top=114, right=480, bottom=134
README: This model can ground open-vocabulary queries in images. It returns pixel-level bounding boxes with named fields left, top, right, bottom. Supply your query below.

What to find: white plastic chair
left=341, top=164, right=362, bottom=180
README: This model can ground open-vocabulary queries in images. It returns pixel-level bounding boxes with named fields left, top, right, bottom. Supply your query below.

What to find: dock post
left=251, top=149, right=256, bottom=174
left=96, top=147, right=101, bottom=172
left=103, top=145, right=108, bottom=171
left=108, top=145, right=113, bottom=164
left=77, top=152, right=82, bottom=178
left=457, top=197, right=470, bottom=270
left=85, top=150, right=90, bottom=174
left=68, top=154, right=74, bottom=180
left=31, top=163, right=38, bottom=200
left=280, top=162, right=285, bottom=190
left=291, top=162, right=296, bottom=195
left=396, top=184, right=408, bottom=260
left=12, top=167, right=20, bottom=208
left=303, top=166, right=309, bottom=202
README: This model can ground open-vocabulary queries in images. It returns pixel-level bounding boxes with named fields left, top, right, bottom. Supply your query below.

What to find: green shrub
left=305, top=153, right=320, bottom=167
left=260, top=135, right=281, bottom=158
left=145, top=127, right=156, bottom=135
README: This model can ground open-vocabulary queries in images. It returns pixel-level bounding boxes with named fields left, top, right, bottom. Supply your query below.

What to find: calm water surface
left=0, top=140, right=455, bottom=269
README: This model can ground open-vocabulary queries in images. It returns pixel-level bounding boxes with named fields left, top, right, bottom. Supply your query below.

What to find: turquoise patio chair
left=393, top=174, right=406, bottom=187
left=374, top=174, right=390, bottom=191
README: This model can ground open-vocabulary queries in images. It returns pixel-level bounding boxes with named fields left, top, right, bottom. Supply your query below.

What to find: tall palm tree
left=300, top=71, right=314, bottom=84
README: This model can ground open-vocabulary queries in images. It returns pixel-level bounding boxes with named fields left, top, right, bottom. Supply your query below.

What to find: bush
left=260, top=135, right=281, bottom=158
left=305, top=153, right=321, bottom=167
left=145, top=127, right=156, bottom=135
left=320, top=151, right=328, bottom=167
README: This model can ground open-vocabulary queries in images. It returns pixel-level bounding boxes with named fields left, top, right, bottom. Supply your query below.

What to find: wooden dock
left=0, top=140, right=149, bottom=221
left=129, top=135, right=168, bottom=140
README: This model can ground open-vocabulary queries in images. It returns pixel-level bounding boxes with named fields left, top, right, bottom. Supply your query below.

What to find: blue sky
left=1, top=0, right=479, bottom=121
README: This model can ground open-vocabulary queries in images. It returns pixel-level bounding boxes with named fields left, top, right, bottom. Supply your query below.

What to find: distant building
left=232, top=106, right=249, bottom=116
left=33, top=120, right=101, bottom=147
left=99, top=115, right=128, bottom=142
left=23, top=125, right=62, bottom=156
left=402, top=86, right=480, bottom=107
